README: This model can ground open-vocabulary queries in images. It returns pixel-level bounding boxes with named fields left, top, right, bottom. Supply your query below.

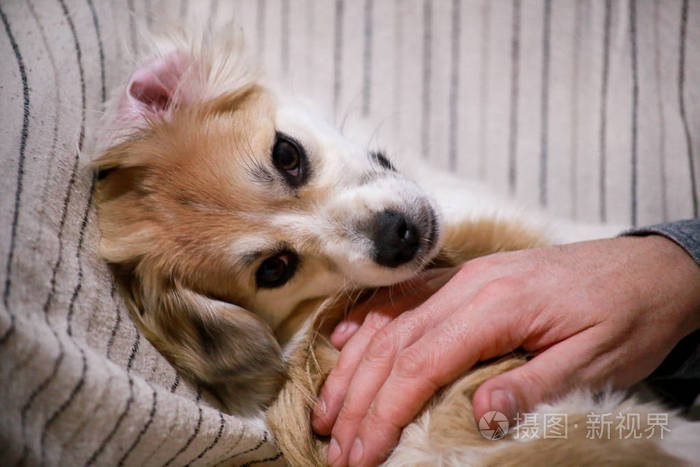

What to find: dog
left=92, top=29, right=699, bottom=466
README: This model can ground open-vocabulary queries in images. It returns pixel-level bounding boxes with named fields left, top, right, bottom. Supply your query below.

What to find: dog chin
left=352, top=241, right=444, bottom=289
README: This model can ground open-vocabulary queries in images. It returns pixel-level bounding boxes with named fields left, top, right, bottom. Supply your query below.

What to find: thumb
left=472, top=330, right=600, bottom=425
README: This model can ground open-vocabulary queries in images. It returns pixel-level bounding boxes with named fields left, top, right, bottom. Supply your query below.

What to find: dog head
left=93, top=34, right=442, bottom=413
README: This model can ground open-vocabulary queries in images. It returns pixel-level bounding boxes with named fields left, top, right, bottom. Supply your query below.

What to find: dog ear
left=113, top=263, right=286, bottom=415
left=117, top=51, right=204, bottom=127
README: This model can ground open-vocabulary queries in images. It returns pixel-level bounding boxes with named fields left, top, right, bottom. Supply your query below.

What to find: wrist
left=642, top=234, right=700, bottom=334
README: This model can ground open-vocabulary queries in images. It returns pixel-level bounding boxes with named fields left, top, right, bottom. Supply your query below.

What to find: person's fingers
left=472, top=326, right=605, bottom=427
left=326, top=262, right=514, bottom=465
left=329, top=320, right=362, bottom=350
left=329, top=289, right=390, bottom=350
left=316, top=272, right=455, bottom=435
left=326, top=300, right=457, bottom=466
left=330, top=268, right=456, bottom=349
left=316, top=270, right=458, bottom=434
left=326, top=269, right=517, bottom=466
left=346, top=291, right=528, bottom=466
left=326, top=311, right=435, bottom=465
left=312, top=297, right=405, bottom=435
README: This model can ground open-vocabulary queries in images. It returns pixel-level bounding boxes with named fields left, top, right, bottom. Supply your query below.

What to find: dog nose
left=372, top=210, right=420, bottom=267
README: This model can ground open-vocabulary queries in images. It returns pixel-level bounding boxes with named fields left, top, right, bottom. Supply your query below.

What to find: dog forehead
left=173, top=103, right=275, bottom=170
left=140, top=110, right=281, bottom=208
left=274, top=100, right=367, bottom=160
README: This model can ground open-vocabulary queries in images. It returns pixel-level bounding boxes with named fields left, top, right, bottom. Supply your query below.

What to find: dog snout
left=372, top=210, right=420, bottom=267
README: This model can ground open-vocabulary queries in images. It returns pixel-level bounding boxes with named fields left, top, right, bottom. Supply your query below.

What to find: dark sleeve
left=623, top=218, right=700, bottom=410
left=623, top=218, right=700, bottom=266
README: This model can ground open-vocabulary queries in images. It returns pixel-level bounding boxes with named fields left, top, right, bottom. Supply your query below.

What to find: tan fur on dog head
left=95, top=81, right=289, bottom=414
left=93, top=32, right=443, bottom=414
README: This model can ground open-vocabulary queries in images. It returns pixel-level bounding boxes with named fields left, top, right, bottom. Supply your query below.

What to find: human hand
left=311, top=235, right=700, bottom=467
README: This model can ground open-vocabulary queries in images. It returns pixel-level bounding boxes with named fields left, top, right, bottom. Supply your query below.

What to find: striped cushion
left=0, top=1, right=697, bottom=465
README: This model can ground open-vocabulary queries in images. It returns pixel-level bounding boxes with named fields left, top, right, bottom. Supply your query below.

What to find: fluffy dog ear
left=113, top=265, right=286, bottom=415
left=117, top=51, right=201, bottom=126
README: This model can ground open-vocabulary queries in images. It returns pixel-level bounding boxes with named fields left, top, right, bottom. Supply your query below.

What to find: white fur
left=385, top=390, right=700, bottom=466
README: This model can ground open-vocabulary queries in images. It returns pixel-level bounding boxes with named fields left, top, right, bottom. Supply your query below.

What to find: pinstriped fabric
left=163, top=388, right=204, bottom=466
left=240, top=452, right=285, bottom=467
left=478, top=1, right=491, bottom=180
left=280, top=0, right=290, bottom=76
left=27, top=0, right=62, bottom=253
left=629, top=0, right=639, bottom=226
left=171, top=372, right=181, bottom=392
left=0, top=1, right=280, bottom=465
left=678, top=0, right=698, bottom=217
left=420, top=0, right=432, bottom=160
left=105, top=285, right=122, bottom=360
left=540, top=0, right=552, bottom=207
left=508, top=0, right=521, bottom=195
left=362, top=0, right=373, bottom=117
left=599, top=0, right=612, bottom=222
left=652, top=1, right=669, bottom=222
left=187, top=411, right=226, bottom=465
left=570, top=0, right=583, bottom=219
left=16, top=0, right=87, bottom=461
left=0, top=1, right=28, bottom=345
left=116, top=386, right=156, bottom=466
left=212, top=422, right=248, bottom=467
left=85, top=333, right=139, bottom=466
left=127, top=0, right=138, bottom=55
left=333, top=0, right=343, bottom=116
left=391, top=0, right=403, bottom=140
left=1, top=1, right=698, bottom=466
left=256, top=0, right=266, bottom=58
left=35, top=2, right=91, bottom=463
left=448, top=0, right=461, bottom=171
left=220, top=431, right=270, bottom=466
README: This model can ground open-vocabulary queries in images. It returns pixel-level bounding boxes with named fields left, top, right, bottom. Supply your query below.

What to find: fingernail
left=349, top=437, right=363, bottom=465
left=333, top=321, right=359, bottom=338
left=490, top=389, right=518, bottom=422
left=311, top=397, right=327, bottom=433
left=317, top=396, right=326, bottom=414
left=328, top=438, right=341, bottom=465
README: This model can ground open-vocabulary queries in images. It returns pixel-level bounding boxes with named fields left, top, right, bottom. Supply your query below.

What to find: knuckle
left=458, top=254, right=498, bottom=278
left=336, top=401, right=365, bottom=425
left=363, top=311, right=392, bottom=333
left=475, top=277, right=523, bottom=304
left=513, top=369, right=550, bottom=403
left=366, top=404, right=402, bottom=434
left=456, top=257, right=486, bottom=280
left=364, top=328, right=399, bottom=364
left=332, top=352, right=355, bottom=380
left=394, top=347, right=428, bottom=379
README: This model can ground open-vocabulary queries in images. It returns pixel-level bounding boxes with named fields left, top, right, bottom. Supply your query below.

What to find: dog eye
left=256, top=251, right=298, bottom=288
left=370, top=151, right=395, bottom=171
left=274, top=139, right=299, bottom=172
left=272, top=133, right=308, bottom=186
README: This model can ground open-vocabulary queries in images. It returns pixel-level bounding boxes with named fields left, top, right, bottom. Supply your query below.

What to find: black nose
left=372, top=210, right=420, bottom=267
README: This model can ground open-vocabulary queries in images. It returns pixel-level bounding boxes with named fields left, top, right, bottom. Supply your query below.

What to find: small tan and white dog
left=93, top=30, right=698, bottom=466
